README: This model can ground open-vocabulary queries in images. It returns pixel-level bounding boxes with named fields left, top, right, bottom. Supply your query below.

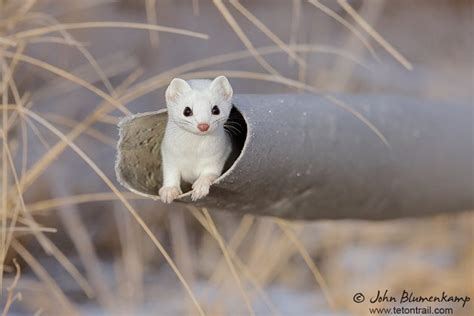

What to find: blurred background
left=0, top=0, right=472, bottom=315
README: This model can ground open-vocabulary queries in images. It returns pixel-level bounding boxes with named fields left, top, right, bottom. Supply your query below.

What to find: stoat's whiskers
left=225, top=120, right=243, bottom=130
left=224, top=122, right=241, bottom=135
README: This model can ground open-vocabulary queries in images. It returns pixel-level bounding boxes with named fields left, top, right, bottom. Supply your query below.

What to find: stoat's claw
left=191, top=177, right=213, bottom=201
left=159, top=186, right=181, bottom=203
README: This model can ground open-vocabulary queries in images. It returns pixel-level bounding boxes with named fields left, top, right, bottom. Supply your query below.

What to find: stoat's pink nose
left=197, top=123, right=209, bottom=132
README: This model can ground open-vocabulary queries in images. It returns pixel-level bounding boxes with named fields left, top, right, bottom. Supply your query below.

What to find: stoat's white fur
left=159, top=76, right=233, bottom=203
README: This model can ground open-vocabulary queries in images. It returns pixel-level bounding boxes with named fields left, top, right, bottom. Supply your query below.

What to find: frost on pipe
left=116, top=94, right=473, bottom=220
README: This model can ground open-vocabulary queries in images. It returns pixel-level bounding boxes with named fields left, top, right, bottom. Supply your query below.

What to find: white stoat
left=159, top=76, right=233, bottom=203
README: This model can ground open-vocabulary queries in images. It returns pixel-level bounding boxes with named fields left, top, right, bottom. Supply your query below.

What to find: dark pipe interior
left=222, top=106, right=248, bottom=174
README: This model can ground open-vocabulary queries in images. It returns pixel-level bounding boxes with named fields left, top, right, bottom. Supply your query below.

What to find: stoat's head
left=165, top=76, right=233, bottom=135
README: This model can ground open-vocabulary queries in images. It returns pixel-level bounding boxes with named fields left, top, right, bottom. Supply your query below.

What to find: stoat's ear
left=166, top=78, right=191, bottom=104
left=210, top=76, right=233, bottom=102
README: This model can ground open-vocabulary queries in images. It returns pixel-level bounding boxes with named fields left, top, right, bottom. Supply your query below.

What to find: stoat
left=159, top=76, right=233, bottom=203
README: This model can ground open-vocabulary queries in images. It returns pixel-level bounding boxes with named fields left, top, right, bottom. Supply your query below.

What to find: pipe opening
left=115, top=106, right=248, bottom=199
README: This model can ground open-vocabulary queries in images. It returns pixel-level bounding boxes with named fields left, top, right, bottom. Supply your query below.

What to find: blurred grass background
left=0, top=0, right=472, bottom=315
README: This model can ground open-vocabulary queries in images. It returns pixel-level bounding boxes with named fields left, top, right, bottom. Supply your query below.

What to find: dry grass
left=0, top=0, right=471, bottom=315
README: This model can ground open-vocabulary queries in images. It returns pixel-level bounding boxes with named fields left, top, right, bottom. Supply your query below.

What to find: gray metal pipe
left=116, top=94, right=473, bottom=220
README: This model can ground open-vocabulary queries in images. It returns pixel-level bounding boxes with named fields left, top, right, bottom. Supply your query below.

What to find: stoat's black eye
left=183, top=107, right=193, bottom=117
left=211, top=105, right=220, bottom=115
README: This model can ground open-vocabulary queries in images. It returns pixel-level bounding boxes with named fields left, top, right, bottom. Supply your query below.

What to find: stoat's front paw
left=191, top=177, right=213, bottom=201
left=159, top=186, right=181, bottom=204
